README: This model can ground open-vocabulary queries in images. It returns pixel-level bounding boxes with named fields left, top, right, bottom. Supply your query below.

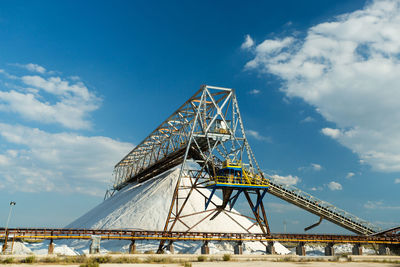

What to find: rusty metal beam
left=1, top=228, right=399, bottom=245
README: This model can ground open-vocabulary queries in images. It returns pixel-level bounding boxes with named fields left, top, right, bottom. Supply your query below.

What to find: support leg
left=378, top=244, right=390, bottom=255
left=167, top=241, right=174, bottom=254
left=266, top=242, right=275, bottom=255
left=48, top=239, right=54, bottom=255
left=129, top=240, right=136, bottom=254
left=296, top=242, right=306, bottom=256
left=352, top=243, right=363, bottom=255
left=244, top=191, right=269, bottom=236
left=201, top=241, right=210, bottom=254
left=257, top=191, right=271, bottom=235
left=234, top=241, right=243, bottom=255
left=2, top=230, right=8, bottom=253
left=324, top=242, right=334, bottom=256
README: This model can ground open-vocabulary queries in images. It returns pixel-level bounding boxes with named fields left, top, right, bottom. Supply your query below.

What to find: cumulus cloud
left=246, top=129, right=272, bottom=142
left=244, top=0, right=400, bottom=172
left=0, top=71, right=100, bottom=129
left=268, top=174, right=300, bottom=186
left=0, top=123, right=132, bottom=195
left=395, top=178, right=400, bottom=184
left=0, top=64, right=133, bottom=195
left=241, top=34, right=254, bottom=49
left=346, top=172, right=355, bottom=179
left=328, top=181, right=342, bottom=191
left=15, top=63, right=46, bottom=74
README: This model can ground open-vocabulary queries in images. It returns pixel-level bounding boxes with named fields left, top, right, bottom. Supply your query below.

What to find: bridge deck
left=1, top=228, right=399, bottom=245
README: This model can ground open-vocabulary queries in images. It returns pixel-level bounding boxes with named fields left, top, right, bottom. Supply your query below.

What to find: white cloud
left=301, top=116, right=315, bottom=123
left=298, top=163, right=322, bottom=171
left=321, top=128, right=341, bottom=139
left=364, top=200, right=400, bottom=210
left=0, top=123, right=132, bottom=195
left=395, top=178, right=400, bottom=184
left=268, top=174, right=300, bottom=186
left=20, top=63, right=46, bottom=74
left=311, top=163, right=322, bottom=171
left=244, top=0, right=400, bottom=172
left=346, top=172, right=355, bottom=179
left=246, top=129, right=272, bottom=142
left=249, top=89, right=260, bottom=95
left=22, top=75, right=92, bottom=100
left=11, top=63, right=47, bottom=74
left=0, top=73, right=100, bottom=129
left=328, top=181, right=342, bottom=191
left=0, top=154, right=9, bottom=165
left=310, top=186, right=323, bottom=191
left=241, top=34, right=254, bottom=49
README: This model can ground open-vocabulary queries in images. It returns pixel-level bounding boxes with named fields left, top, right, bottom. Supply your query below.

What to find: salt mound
left=68, top=168, right=263, bottom=233
left=305, top=243, right=376, bottom=256
left=0, top=241, right=32, bottom=255
left=66, top=167, right=290, bottom=254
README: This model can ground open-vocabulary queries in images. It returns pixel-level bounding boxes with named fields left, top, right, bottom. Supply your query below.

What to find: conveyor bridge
left=106, top=85, right=382, bottom=238
left=1, top=228, right=399, bottom=244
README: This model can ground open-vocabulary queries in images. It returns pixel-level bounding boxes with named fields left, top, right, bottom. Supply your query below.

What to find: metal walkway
left=267, top=179, right=380, bottom=235
left=106, top=85, right=382, bottom=236
left=1, top=228, right=398, bottom=244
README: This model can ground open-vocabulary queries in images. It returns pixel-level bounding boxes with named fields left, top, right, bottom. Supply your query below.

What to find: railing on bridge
left=267, top=177, right=381, bottom=235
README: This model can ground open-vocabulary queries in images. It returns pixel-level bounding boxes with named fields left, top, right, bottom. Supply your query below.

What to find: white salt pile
left=304, top=243, right=375, bottom=256
left=65, top=167, right=290, bottom=255
left=2, top=167, right=290, bottom=255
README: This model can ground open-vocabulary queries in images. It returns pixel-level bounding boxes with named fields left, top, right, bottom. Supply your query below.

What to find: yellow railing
left=222, top=160, right=242, bottom=169
left=209, top=174, right=269, bottom=187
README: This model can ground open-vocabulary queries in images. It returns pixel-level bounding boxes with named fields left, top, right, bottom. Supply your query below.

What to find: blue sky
left=0, top=0, right=399, bottom=233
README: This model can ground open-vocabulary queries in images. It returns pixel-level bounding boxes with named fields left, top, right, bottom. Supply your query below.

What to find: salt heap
left=66, top=167, right=290, bottom=255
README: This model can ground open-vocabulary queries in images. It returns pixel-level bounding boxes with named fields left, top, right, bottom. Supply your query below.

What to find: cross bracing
left=106, top=85, right=381, bottom=245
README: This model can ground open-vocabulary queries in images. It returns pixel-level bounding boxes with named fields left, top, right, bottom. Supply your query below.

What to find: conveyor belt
left=267, top=179, right=381, bottom=235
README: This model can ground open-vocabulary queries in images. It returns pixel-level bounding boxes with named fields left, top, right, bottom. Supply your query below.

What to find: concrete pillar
left=266, top=242, right=275, bottom=255
left=129, top=240, right=136, bottom=254
left=391, top=245, right=400, bottom=255
left=378, top=244, right=390, bottom=255
left=48, top=239, right=54, bottom=254
left=201, top=241, right=209, bottom=254
left=324, top=242, right=334, bottom=256
left=167, top=242, right=174, bottom=254
left=89, top=235, right=101, bottom=254
left=352, top=243, right=363, bottom=255
left=296, top=242, right=306, bottom=256
left=234, top=241, right=243, bottom=255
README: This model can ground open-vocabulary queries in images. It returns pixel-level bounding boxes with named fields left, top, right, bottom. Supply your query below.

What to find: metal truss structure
left=106, top=85, right=385, bottom=253
left=1, top=228, right=399, bottom=245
